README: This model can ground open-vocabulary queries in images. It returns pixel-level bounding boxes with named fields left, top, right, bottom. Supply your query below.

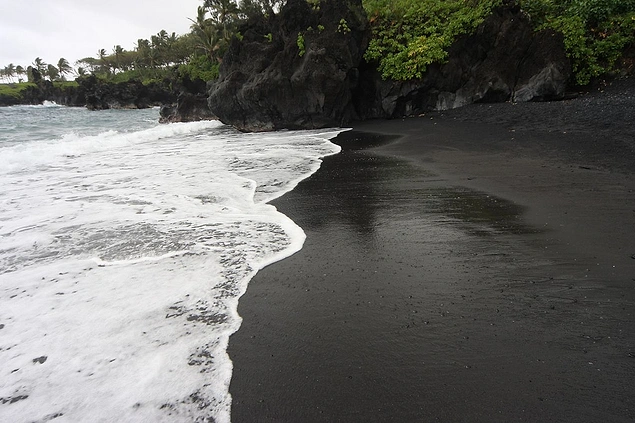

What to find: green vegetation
left=1, top=0, right=285, bottom=89
left=0, top=82, right=37, bottom=99
left=519, top=0, right=635, bottom=85
left=297, top=33, right=306, bottom=57
left=338, top=18, right=351, bottom=34
left=307, top=0, right=321, bottom=11
left=2, top=0, right=634, bottom=93
left=363, top=0, right=635, bottom=85
left=363, top=0, right=502, bottom=80
left=178, top=54, right=220, bottom=81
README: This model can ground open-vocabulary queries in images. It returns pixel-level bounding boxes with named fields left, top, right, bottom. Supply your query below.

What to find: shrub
left=520, top=0, right=635, bottom=85
left=178, top=55, right=220, bottom=82
left=297, top=33, right=306, bottom=57
left=363, top=0, right=502, bottom=80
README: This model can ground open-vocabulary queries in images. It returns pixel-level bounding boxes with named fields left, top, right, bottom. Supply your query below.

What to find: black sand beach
left=228, top=79, right=635, bottom=422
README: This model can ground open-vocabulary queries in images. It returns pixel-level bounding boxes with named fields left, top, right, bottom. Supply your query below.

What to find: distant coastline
left=0, top=76, right=175, bottom=110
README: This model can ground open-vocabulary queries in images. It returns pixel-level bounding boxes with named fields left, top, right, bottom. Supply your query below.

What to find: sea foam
left=0, top=106, right=343, bottom=422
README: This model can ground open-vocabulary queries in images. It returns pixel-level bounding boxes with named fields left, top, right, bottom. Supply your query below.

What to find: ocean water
left=0, top=104, right=343, bottom=422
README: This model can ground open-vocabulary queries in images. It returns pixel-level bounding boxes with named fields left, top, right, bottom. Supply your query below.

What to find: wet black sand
left=227, top=79, right=635, bottom=422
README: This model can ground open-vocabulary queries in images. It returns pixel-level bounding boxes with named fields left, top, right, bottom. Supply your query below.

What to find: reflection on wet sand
left=296, top=131, right=538, bottom=237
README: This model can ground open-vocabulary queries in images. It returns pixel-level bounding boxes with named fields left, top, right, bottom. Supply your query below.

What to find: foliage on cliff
left=0, top=82, right=36, bottom=99
left=362, top=0, right=635, bottom=85
left=519, top=0, right=635, bottom=85
left=362, top=0, right=503, bottom=80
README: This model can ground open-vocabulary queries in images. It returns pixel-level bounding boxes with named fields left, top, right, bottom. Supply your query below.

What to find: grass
left=0, top=82, right=37, bottom=99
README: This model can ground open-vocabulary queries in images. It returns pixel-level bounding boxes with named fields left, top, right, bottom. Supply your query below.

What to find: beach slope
left=228, top=79, right=635, bottom=422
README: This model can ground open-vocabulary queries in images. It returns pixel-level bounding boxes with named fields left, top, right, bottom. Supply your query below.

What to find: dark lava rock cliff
left=159, top=76, right=217, bottom=123
left=208, top=0, right=369, bottom=131
left=0, top=73, right=175, bottom=109
left=80, top=76, right=175, bottom=110
left=354, top=1, right=570, bottom=119
left=207, top=0, right=571, bottom=131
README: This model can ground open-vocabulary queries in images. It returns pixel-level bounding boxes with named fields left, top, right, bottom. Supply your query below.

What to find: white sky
left=0, top=0, right=202, bottom=69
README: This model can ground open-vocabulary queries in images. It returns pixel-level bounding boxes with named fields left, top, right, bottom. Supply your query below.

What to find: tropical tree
left=46, top=64, right=60, bottom=80
left=113, top=45, right=125, bottom=72
left=76, top=57, right=100, bottom=74
left=97, top=49, right=110, bottom=74
left=15, top=65, right=25, bottom=82
left=32, top=57, right=46, bottom=74
left=26, top=65, right=43, bottom=83
left=189, top=6, right=223, bottom=59
left=239, top=0, right=284, bottom=18
left=204, top=0, right=239, bottom=42
left=135, top=38, right=152, bottom=70
left=164, top=32, right=179, bottom=65
left=151, top=33, right=166, bottom=66
left=3, top=63, right=15, bottom=82
left=171, top=32, right=197, bottom=64
left=57, top=58, right=73, bottom=80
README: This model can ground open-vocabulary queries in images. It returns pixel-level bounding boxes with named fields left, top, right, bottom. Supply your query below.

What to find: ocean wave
left=0, top=120, right=223, bottom=172
left=0, top=108, right=344, bottom=422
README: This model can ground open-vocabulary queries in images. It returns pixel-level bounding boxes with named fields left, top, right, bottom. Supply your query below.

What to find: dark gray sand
left=228, top=80, right=635, bottom=422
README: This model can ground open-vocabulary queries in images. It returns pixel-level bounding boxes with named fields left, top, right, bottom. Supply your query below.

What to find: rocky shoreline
left=2, top=0, right=633, bottom=131
left=0, top=75, right=176, bottom=110
left=205, top=0, right=573, bottom=131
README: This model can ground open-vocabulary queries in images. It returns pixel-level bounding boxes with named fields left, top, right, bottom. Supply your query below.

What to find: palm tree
left=158, top=29, right=169, bottom=43
left=33, top=57, right=46, bottom=74
left=205, top=0, right=239, bottom=27
left=97, top=49, right=110, bottom=75
left=190, top=6, right=222, bottom=59
left=165, top=32, right=178, bottom=65
left=112, top=45, right=125, bottom=73
left=46, top=64, right=60, bottom=81
left=148, top=48, right=160, bottom=75
left=15, top=65, right=25, bottom=82
left=4, top=63, right=15, bottom=82
left=76, top=57, right=99, bottom=74
left=57, top=58, right=73, bottom=80
left=135, top=38, right=152, bottom=73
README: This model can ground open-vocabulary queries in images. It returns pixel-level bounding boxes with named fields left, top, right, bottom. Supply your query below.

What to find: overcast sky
left=0, top=0, right=202, bottom=69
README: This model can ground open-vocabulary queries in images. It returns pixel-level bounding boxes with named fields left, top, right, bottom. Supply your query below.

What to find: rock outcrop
left=0, top=79, right=86, bottom=107
left=80, top=76, right=175, bottom=110
left=158, top=75, right=216, bottom=123
left=0, top=75, right=175, bottom=109
left=208, top=0, right=369, bottom=131
left=0, top=0, right=577, bottom=125
left=159, top=93, right=216, bottom=123
left=205, top=0, right=571, bottom=130
left=354, top=1, right=571, bottom=119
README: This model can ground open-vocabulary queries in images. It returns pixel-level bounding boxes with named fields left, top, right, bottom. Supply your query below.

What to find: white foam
left=0, top=108, right=343, bottom=422
left=0, top=120, right=223, bottom=172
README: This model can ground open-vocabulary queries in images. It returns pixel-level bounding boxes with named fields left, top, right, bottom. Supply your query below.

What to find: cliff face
left=206, top=0, right=570, bottom=131
left=0, top=76, right=176, bottom=109
left=354, top=1, right=571, bottom=119
left=0, top=81, right=86, bottom=107
left=208, top=0, right=369, bottom=131
left=79, top=76, right=175, bottom=110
